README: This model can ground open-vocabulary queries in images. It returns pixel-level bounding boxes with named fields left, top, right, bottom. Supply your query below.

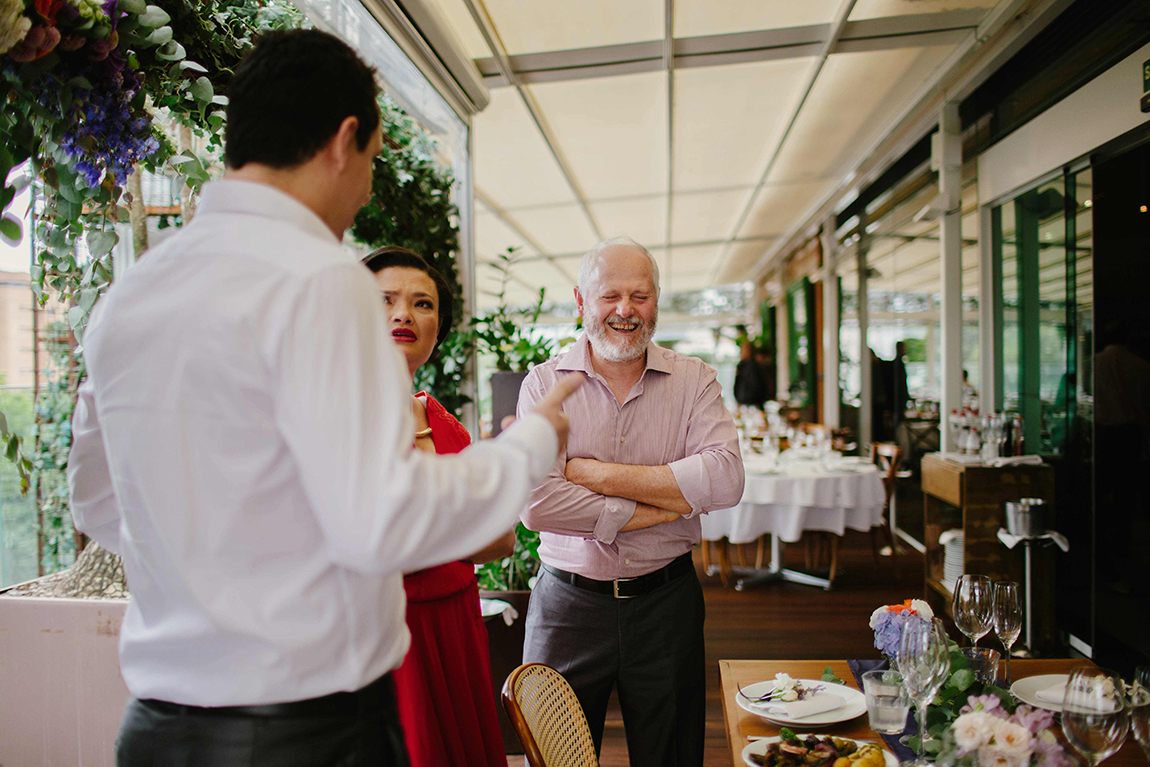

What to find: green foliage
left=902, top=337, right=927, bottom=363
left=905, top=639, right=1014, bottom=755
left=350, top=96, right=470, bottom=416
left=475, top=523, right=540, bottom=592
left=461, top=247, right=554, bottom=372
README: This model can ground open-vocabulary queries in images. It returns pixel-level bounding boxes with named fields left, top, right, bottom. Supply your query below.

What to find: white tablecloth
left=701, top=460, right=885, bottom=544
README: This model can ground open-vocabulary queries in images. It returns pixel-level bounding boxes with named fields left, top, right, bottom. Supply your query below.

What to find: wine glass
left=993, top=581, right=1022, bottom=684
left=953, top=574, right=993, bottom=646
left=1062, top=666, right=1129, bottom=766
left=899, top=618, right=952, bottom=767
left=1130, top=666, right=1150, bottom=759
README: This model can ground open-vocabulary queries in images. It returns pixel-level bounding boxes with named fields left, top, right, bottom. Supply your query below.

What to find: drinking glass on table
left=1130, top=666, right=1150, bottom=759
left=899, top=618, right=951, bottom=767
left=993, top=580, right=1022, bottom=683
left=1062, top=666, right=1129, bottom=767
left=862, top=669, right=910, bottom=734
left=953, top=574, right=993, bottom=646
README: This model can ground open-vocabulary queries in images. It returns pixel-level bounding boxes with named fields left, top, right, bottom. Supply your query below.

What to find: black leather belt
left=139, top=672, right=396, bottom=718
left=543, top=552, right=694, bottom=599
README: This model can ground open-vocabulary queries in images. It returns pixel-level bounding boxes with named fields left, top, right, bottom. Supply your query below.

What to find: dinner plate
left=736, top=679, right=867, bottom=727
left=1010, top=673, right=1068, bottom=712
left=742, top=736, right=897, bottom=767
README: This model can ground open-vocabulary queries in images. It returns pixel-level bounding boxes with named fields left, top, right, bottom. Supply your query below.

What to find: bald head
left=577, top=236, right=660, bottom=299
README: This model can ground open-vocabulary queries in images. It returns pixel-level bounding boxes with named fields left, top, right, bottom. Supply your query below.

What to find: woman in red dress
left=364, top=246, right=513, bottom=767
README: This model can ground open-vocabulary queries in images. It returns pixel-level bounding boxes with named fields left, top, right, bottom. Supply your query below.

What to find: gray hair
left=577, top=236, right=661, bottom=298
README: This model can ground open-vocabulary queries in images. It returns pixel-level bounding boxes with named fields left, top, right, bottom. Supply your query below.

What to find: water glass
left=993, top=581, right=1022, bottom=683
left=862, top=669, right=909, bottom=734
left=953, top=574, right=993, bottom=646
left=961, top=647, right=1000, bottom=686
left=1130, top=666, right=1150, bottom=759
left=1062, top=666, right=1129, bottom=767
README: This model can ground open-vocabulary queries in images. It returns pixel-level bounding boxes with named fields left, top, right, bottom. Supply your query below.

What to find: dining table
left=701, top=454, right=886, bottom=590
left=719, top=658, right=1144, bottom=767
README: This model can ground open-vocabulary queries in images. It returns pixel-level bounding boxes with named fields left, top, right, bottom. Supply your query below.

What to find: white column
left=938, top=101, right=964, bottom=451
left=821, top=220, right=840, bottom=429
left=978, top=204, right=998, bottom=414
left=776, top=291, right=789, bottom=399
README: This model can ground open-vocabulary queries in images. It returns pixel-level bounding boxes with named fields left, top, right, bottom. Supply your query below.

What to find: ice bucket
left=1005, top=498, right=1046, bottom=537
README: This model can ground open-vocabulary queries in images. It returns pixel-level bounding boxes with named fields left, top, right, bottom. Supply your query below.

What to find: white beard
left=586, top=311, right=657, bottom=363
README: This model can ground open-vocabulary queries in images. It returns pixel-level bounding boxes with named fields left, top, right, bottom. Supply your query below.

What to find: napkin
left=751, top=692, right=845, bottom=719
left=1035, top=681, right=1066, bottom=704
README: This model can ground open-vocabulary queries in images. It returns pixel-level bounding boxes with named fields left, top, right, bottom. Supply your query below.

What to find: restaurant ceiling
left=419, top=0, right=1002, bottom=309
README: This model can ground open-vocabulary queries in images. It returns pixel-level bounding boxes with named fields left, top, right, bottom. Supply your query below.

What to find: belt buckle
left=613, top=575, right=638, bottom=599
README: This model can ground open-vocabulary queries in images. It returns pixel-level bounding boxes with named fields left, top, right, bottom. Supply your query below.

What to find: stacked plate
left=942, top=530, right=964, bottom=591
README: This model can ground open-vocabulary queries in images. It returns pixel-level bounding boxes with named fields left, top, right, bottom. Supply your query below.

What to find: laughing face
left=374, top=266, right=440, bottom=378
left=576, top=244, right=659, bottom=364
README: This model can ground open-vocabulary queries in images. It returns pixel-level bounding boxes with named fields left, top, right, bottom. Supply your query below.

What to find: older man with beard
left=516, top=236, right=744, bottom=764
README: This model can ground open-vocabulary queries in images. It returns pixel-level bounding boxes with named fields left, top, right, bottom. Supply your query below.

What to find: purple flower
left=959, top=694, right=1006, bottom=717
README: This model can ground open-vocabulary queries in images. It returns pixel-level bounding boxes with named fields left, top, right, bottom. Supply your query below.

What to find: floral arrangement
left=935, top=694, right=1074, bottom=767
left=870, top=598, right=935, bottom=662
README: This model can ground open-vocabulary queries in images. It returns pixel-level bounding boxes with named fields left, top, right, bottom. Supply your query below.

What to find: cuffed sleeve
left=668, top=372, right=745, bottom=517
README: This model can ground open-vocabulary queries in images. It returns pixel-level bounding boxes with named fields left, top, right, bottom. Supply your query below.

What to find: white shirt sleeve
left=273, top=263, right=557, bottom=575
left=68, top=376, right=122, bottom=554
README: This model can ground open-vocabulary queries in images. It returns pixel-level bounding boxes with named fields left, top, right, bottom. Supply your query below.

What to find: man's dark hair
left=225, top=29, right=380, bottom=170
left=363, top=246, right=453, bottom=348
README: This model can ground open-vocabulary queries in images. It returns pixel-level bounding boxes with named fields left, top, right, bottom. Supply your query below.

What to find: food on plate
left=748, top=730, right=885, bottom=767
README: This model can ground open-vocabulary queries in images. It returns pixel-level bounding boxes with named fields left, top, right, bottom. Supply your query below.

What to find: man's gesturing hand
left=529, top=372, right=584, bottom=455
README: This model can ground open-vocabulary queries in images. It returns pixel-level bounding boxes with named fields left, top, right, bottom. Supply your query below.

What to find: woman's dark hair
left=362, top=247, right=453, bottom=347
left=225, top=29, right=380, bottom=170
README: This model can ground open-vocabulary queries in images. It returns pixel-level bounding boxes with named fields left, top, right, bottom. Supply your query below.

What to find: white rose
left=910, top=599, right=934, bottom=622
left=953, top=712, right=996, bottom=751
left=0, top=0, right=32, bottom=56
left=979, top=745, right=1028, bottom=767
left=994, top=721, right=1034, bottom=757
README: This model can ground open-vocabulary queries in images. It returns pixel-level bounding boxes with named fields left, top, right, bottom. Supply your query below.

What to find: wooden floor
left=557, top=530, right=925, bottom=766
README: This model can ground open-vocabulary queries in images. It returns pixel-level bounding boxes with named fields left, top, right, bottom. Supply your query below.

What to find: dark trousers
left=116, top=674, right=409, bottom=767
left=523, top=564, right=706, bottom=767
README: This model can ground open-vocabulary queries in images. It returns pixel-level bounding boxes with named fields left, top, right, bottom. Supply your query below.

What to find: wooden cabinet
left=921, top=454, right=1055, bottom=628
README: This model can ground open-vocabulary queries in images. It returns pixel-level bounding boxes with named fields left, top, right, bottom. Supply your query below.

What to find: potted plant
left=462, top=247, right=556, bottom=436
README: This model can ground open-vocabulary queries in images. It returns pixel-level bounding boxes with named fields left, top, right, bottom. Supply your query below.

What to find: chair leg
left=700, top=540, right=712, bottom=575
left=755, top=535, right=765, bottom=569
left=828, top=536, right=839, bottom=586
left=736, top=543, right=748, bottom=568
left=717, top=539, right=732, bottom=588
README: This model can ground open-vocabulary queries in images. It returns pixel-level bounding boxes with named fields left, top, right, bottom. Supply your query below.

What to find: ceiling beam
left=475, top=189, right=577, bottom=285
left=460, top=0, right=604, bottom=242
left=504, top=235, right=776, bottom=264
left=706, top=0, right=860, bottom=285
left=474, top=9, right=984, bottom=88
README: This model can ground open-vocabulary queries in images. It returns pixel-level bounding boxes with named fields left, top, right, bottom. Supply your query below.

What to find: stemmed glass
left=899, top=618, right=952, bottom=767
left=1062, top=666, right=1129, bottom=767
left=992, top=581, right=1022, bottom=684
left=1130, top=666, right=1150, bottom=759
left=953, top=574, right=993, bottom=646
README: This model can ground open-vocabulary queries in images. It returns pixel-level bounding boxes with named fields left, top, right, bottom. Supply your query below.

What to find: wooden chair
left=502, top=663, right=599, bottom=767
left=870, top=442, right=903, bottom=573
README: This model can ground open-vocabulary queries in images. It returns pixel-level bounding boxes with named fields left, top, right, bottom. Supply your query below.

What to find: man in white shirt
left=67, top=30, right=581, bottom=766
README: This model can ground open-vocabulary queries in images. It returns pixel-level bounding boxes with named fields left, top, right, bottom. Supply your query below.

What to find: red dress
left=393, top=393, right=507, bottom=767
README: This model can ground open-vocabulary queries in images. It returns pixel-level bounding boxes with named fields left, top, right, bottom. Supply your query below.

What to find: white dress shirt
left=67, top=179, right=556, bottom=707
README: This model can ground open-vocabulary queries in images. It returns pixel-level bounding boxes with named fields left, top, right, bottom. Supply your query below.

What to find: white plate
left=736, top=679, right=867, bottom=727
left=742, top=736, right=897, bottom=767
left=1011, top=674, right=1068, bottom=712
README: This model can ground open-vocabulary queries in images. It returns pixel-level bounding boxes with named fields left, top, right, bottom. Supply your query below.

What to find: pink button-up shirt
left=517, top=334, right=744, bottom=580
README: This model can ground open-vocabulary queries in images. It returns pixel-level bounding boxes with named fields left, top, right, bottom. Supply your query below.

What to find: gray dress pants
left=523, top=564, right=706, bottom=767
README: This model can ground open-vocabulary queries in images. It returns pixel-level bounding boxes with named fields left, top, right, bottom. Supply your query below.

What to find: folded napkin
left=989, top=455, right=1045, bottom=467
left=1035, top=682, right=1066, bottom=704
left=997, top=528, right=1070, bottom=552
left=751, top=692, right=845, bottom=719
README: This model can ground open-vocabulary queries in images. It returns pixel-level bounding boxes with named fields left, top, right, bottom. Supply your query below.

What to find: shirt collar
left=557, top=333, right=672, bottom=375
left=196, top=179, right=339, bottom=245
